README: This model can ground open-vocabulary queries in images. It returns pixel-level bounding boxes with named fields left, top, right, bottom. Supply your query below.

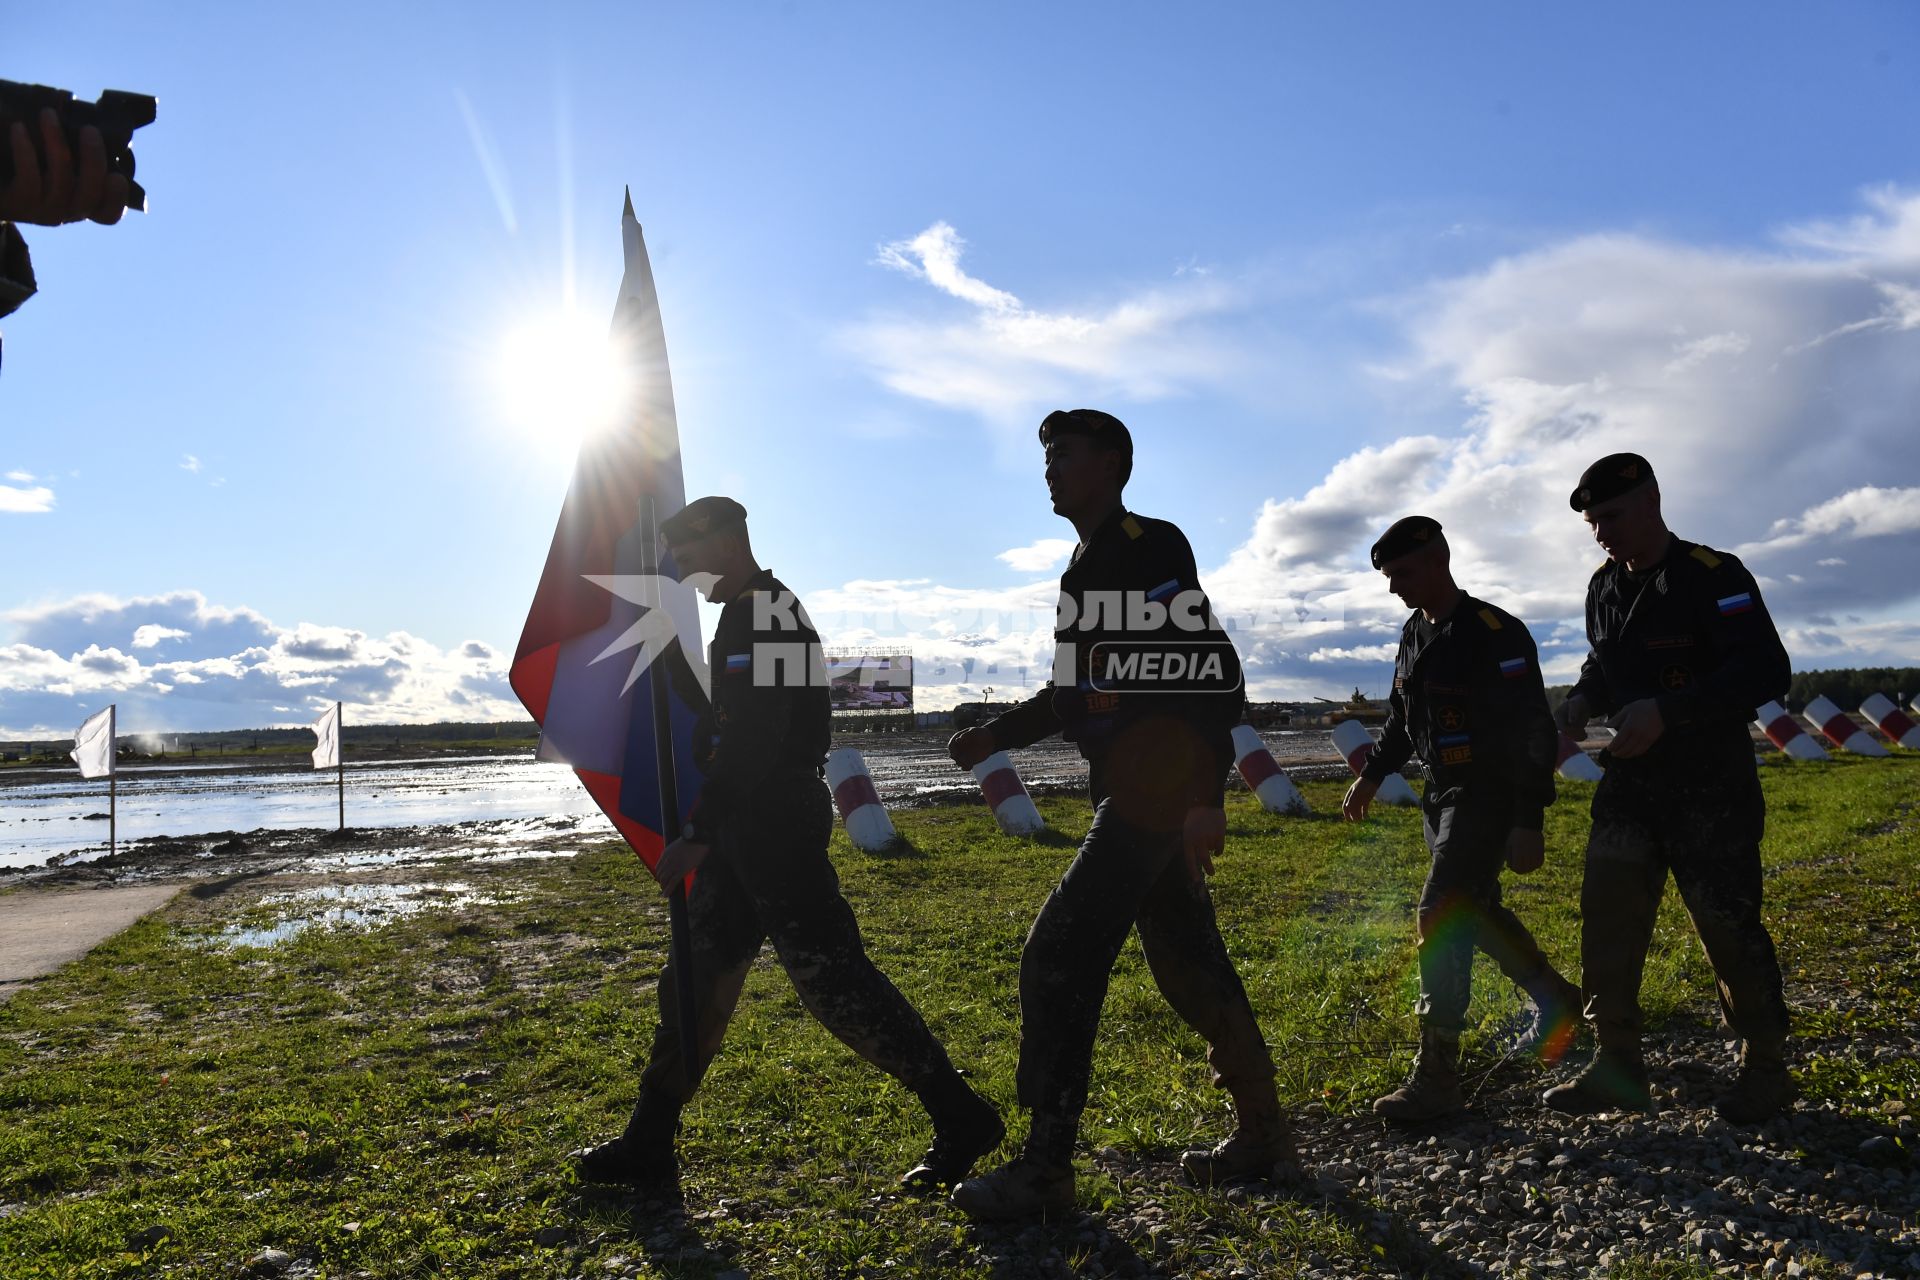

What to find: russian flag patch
left=1499, top=657, right=1528, bottom=678
left=1717, top=593, right=1754, bottom=616
left=725, top=652, right=752, bottom=673
left=1147, top=578, right=1181, bottom=603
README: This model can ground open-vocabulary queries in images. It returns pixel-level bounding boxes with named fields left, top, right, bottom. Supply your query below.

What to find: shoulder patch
left=1477, top=607, right=1504, bottom=631
left=1121, top=515, right=1144, bottom=540
left=1689, top=545, right=1723, bottom=570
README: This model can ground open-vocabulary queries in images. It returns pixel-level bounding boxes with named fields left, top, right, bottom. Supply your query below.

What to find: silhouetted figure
left=1546, top=455, right=1795, bottom=1123
left=947, top=410, right=1297, bottom=1220
left=1344, top=515, right=1581, bottom=1123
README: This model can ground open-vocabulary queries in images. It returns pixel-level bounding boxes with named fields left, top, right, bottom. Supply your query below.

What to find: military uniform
left=982, top=506, right=1280, bottom=1163
left=1362, top=593, right=1573, bottom=1038
left=612, top=563, right=995, bottom=1183
left=1567, top=536, right=1791, bottom=1064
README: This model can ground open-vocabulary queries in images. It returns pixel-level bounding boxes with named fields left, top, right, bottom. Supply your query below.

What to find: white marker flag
left=311, top=702, right=341, bottom=769
left=72, top=705, right=116, bottom=779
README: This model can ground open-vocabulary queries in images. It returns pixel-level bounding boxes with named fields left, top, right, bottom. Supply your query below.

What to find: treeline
left=1785, top=668, right=1920, bottom=711
left=6, top=720, right=539, bottom=760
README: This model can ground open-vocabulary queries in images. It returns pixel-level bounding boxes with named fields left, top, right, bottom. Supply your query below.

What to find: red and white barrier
left=1803, top=695, right=1889, bottom=757
left=1860, top=693, right=1920, bottom=751
left=972, top=750, right=1046, bottom=836
left=1555, top=732, right=1606, bottom=781
left=1231, top=724, right=1308, bottom=815
left=826, top=747, right=898, bottom=852
left=1754, top=699, right=1831, bottom=761
left=1330, top=720, right=1418, bottom=806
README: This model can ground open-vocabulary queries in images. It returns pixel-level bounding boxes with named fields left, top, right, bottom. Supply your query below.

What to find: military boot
left=1541, top=1041, right=1650, bottom=1115
left=572, top=1091, right=680, bottom=1187
left=1714, top=1044, right=1797, bottom=1125
left=950, top=1114, right=1075, bottom=1221
left=1373, top=1028, right=1465, bottom=1123
left=1180, top=1082, right=1302, bottom=1186
left=1520, top=971, right=1586, bottom=1063
left=900, top=1069, right=1006, bottom=1192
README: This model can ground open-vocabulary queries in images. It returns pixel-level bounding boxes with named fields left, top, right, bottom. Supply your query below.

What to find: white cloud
left=0, top=590, right=522, bottom=737
left=1663, top=331, right=1750, bottom=375
left=1308, top=644, right=1398, bottom=664
left=1742, top=486, right=1920, bottom=553
left=0, top=483, right=54, bottom=514
left=877, top=223, right=1020, bottom=312
left=131, top=624, right=190, bottom=649
left=5, top=470, right=33, bottom=482
left=825, top=187, right=1920, bottom=705
left=996, top=538, right=1076, bottom=573
left=845, top=221, right=1246, bottom=427
left=180, top=454, right=202, bottom=474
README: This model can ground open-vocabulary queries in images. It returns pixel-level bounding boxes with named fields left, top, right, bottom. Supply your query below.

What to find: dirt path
left=0, top=883, right=188, bottom=1001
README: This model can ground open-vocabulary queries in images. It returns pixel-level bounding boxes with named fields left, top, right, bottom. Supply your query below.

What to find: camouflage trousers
left=1414, top=789, right=1561, bottom=1034
left=1580, top=749, right=1789, bottom=1052
left=637, top=776, right=953, bottom=1105
left=1015, top=796, right=1277, bottom=1142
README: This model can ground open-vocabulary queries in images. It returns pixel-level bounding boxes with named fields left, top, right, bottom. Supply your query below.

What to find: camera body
left=0, top=81, right=156, bottom=212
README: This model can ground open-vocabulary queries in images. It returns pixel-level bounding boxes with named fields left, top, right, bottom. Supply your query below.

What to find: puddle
left=207, top=881, right=509, bottom=949
left=307, top=843, right=579, bottom=870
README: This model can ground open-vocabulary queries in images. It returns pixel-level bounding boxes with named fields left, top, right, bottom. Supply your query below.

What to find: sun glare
left=494, top=311, right=632, bottom=447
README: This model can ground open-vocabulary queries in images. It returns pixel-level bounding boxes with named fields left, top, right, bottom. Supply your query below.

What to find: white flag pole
left=108, top=705, right=117, bottom=857
left=336, top=702, right=345, bottom=831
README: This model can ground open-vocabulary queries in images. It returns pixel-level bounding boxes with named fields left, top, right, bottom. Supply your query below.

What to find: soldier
left=575, top=496, right=1004, bottom=1192
left=1544, top=455, right=1796, bottom=1123
left=1343, top=516, right=1583, bottom=1123
left=947, top=410, right=1297, bottom=1220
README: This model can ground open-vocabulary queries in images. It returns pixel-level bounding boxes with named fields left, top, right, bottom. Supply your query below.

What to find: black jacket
left=1570, top=537, right=1790, bottom=749
left=684, top=569, right=830, bottom=842
left=987, top=506, right=1244, bottom=822
left=1362, top=593, right=1558, bottom=830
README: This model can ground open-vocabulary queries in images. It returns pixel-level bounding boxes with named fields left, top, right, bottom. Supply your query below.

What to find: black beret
left=660, top=495, right=747, bottom=544
left=1370, top=515, right=1444, bottom=570
left=1038, top=408, right=1132, bottom=460
left=1569, top=453, right=1655, bottom=511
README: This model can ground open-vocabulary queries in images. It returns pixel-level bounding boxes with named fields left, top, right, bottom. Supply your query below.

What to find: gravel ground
left=569, top=998, right=1916, bottom=1280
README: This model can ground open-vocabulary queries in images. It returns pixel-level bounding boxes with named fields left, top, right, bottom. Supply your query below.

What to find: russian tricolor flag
left=1499, top=657, right=1528, bottom=679
left=1717, top=593, right=1755, bottom=617
left=509, top=193, right=710, bottom=871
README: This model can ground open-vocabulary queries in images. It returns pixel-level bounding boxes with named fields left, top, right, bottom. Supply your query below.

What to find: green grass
left=1, top=758, right=1915, bottom=1278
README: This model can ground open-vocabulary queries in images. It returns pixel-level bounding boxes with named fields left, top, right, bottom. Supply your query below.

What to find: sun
left=493, top=309, right=633, bottom=446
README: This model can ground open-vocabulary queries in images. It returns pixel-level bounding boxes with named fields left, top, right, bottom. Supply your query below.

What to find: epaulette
left=1477, top=607, right=1504, bottom=631
left=1689, top=545, right=1723, bottom=570
left=1121, top=515, right=1145, bottom=540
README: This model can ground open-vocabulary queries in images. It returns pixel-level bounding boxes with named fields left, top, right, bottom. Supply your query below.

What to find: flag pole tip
left=623, top=186, right=635, bottom=220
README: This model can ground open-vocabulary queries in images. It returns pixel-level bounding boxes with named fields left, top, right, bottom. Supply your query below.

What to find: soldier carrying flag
left=574, top=497, right=1003, bottom=1191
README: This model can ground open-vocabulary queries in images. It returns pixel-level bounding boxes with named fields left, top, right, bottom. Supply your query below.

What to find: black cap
left=660, top=495, right=747, bottom=544
left=1569, top=453, right=1655, bottom=511
left=1370, top=515, right=1444, bottom=569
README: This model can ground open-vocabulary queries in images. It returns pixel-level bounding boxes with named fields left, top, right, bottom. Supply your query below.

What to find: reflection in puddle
left=211, top=881, right=509, bottom=949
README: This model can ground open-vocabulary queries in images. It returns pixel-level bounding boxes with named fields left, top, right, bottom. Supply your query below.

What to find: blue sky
left=4, top=3, right=1918, bottom=734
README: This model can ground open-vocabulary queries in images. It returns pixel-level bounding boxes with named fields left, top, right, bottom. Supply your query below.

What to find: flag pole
left=640, top=493, right=698, bottom=1091
left=337, top=702, right=345, bottom=830
left=109, top=704, right=116, bottom=857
